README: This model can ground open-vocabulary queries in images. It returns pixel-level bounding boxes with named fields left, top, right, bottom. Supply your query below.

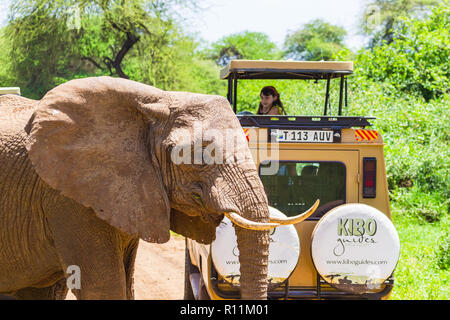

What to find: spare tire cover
left=211, top=206, right=300, bottom=288
left=311, top=203, right=400, bottom=294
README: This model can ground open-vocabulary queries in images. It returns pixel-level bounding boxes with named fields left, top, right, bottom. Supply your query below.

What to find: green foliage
left=206, top=31, right=281, bottom=67
left=4, top=0, right=81, bottom=98
left=361, top=0, right=442, bottom=47
left=437, top=227, right=450, bottom=270
left=283, top=19, right=347, bottom=61
left=351, top=88, right=449, bottom=193
left=176, top=58, right=225, bottom=94
left=130, top=29, right=224, bottom=93
left=357, top=3, right=450, bottom=101
left=0, top=28, right=14, bottom=87
left=0, top=0, right=214, bottom=98
left=390, top=185, right=448, bottom=223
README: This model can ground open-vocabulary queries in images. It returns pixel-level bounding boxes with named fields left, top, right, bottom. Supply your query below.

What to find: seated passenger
left=301, top=165, right=318, bottom=177
left=257, top=86, right=287, bottom=115
left=278, top=163, right=297, bottom=176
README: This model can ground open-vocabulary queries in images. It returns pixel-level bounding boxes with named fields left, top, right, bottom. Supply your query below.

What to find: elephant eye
left=191, top=183, right=204, bottom=204
left=191, top=192, right=203, bottom=205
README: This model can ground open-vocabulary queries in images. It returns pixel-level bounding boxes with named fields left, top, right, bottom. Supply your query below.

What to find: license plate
left=272, top=129, right=335, bottom=143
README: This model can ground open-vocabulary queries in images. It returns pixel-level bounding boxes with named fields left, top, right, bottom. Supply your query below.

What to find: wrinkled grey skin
left=0, top=77, right=271, bottom=299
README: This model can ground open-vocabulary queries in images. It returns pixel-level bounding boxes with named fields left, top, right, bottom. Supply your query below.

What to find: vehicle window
left=259, top=161, right=346, bottom=219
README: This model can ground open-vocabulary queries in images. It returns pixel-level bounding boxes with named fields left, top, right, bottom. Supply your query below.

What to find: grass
left=390, top=209, right=449, bottom=299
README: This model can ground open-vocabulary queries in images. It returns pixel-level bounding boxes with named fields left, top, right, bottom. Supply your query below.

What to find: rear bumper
left=210, top=263, right=394, bottom=300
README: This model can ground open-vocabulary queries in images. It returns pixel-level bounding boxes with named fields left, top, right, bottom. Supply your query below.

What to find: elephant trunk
left=218, top=166, right=272, bottom=299
left=234, top=210, right=271, bottom=300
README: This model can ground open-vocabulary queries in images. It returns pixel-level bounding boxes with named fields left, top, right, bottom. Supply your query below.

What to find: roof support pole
left=233, top=74, right=238, bottom=113
left=324, top=74, right=331, bottom=116
left=345, top=77, right=348, bottom=112
left=338, top=75, right=344, bottom=116
left=227, top=77, right=232, bottom=105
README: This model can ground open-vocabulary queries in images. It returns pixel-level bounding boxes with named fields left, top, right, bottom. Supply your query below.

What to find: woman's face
left=260, top=93, right=276, bottom=108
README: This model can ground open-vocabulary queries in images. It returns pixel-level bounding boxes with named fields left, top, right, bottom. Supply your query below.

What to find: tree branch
left=103, top=57, right=114, bottom=75
left=81, top=57, right=105, bottom=70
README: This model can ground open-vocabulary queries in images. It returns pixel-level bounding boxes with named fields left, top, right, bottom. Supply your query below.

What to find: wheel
left=198, top=277, right=211, bottom=300
left=184, top=241, right=197, bottom=300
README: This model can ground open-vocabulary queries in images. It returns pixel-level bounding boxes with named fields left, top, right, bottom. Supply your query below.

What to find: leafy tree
left=283, top=19, right=347, bottom=61
left=356, top=3, right=449, bottom=101
left=0, top=28, right=15, bottom=86
left=4, top=0, right=202, bottom=98
left=206, top=31, right=280, bottom=67
left=5, top=0, right=79, bottom=97
left=360, top=0, right=441, bottom=48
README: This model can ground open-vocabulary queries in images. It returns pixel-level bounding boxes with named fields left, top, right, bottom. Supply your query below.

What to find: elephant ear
left=170, top=209, right=222, bottom=244
left=26, top=76, right=171, bottom=243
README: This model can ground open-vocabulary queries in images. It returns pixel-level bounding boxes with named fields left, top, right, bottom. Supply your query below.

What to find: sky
left=185, top=0, right=369, bottom=50
left=0, top=0, right=369, bottom=49
left=0, top=1, right=9, bottom=26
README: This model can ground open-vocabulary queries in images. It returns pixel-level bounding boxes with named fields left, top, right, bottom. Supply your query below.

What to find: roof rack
left=237, top=115, right=374, bottom=129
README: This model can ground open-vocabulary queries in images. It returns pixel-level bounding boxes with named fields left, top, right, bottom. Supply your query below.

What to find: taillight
left=363, top=157, right=376, bottom=198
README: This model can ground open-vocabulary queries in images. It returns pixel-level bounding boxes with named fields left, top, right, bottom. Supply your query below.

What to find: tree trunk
left=111, top=32, right=139, bottom=79
left=106, top=21, right=140, bottom=79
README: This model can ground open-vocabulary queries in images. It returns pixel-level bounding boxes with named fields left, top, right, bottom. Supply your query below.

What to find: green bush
left=391, top=185, right=448, bottom=222
left=356, top=4, right=450, bottom=101
left=437, top=228, right=450, bottom=270
left=347, top=69, right=450, bottom=196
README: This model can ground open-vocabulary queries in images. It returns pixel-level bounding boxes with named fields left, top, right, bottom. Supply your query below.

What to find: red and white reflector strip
left=355, top=129, right=378, bottom=142
left=243, top=128, right=250, bottom=142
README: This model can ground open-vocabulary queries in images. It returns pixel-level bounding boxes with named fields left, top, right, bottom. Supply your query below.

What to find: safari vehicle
left=185, top=60, right=400, bottom=300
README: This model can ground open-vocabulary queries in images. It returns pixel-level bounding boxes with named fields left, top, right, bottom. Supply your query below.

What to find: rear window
left=259, top=161, right=346, bottom=219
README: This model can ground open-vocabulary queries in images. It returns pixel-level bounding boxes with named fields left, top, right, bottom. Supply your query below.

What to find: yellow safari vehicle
left=185, top=60, right=400, bottom=300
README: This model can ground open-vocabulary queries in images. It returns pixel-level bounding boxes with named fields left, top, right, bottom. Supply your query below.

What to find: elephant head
left=25, top=76, right=316, bottom=299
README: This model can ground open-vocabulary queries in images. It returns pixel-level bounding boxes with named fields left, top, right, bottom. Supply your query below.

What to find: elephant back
left=0, top=95, right=37, bottom=137
left=0, top=95, right=37, bottom=179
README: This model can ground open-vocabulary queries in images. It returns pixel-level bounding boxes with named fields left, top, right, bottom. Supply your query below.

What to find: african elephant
left=0, top=77, right=316, bottom=300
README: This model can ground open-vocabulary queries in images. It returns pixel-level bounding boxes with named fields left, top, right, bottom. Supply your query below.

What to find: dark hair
left=257, top=86, right=287, bottom=115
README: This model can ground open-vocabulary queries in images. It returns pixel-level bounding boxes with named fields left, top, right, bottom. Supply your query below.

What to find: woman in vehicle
left=257, top=86, right=287, bottom=115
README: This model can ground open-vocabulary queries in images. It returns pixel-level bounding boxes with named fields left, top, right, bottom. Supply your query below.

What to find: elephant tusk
left=269, top=199, right=320, bottom=225
left=225, top=212, right=280, bottom=230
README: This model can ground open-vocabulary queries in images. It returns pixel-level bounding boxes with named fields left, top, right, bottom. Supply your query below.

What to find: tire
left=184, top=241, right=197, bottom=300
left=198, top=277, right=211, bottom=300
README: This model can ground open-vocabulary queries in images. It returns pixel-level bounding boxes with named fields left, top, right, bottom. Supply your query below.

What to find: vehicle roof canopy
left=220, top=60, right=353, bottom=80
left=0, top=87, right=20, bottom=95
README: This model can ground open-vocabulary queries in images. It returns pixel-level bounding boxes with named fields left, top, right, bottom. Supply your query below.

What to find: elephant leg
left=44, top=198, right=130, bottom=299
left=13, top=278, right=68, bottom=300
left=123, top=237, right=139, bottom=300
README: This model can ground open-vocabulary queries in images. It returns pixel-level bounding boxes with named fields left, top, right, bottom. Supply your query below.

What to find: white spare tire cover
left=311, top=204, right=400, bottom=294
left=211, top=206, right=300, bottom=288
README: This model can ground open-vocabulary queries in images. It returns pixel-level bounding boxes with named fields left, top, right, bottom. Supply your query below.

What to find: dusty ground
left=66, top=235, right=186, bottom=300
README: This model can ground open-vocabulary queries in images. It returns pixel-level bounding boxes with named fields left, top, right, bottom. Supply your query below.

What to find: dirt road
left=66, top=235, right=186, bottom=300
